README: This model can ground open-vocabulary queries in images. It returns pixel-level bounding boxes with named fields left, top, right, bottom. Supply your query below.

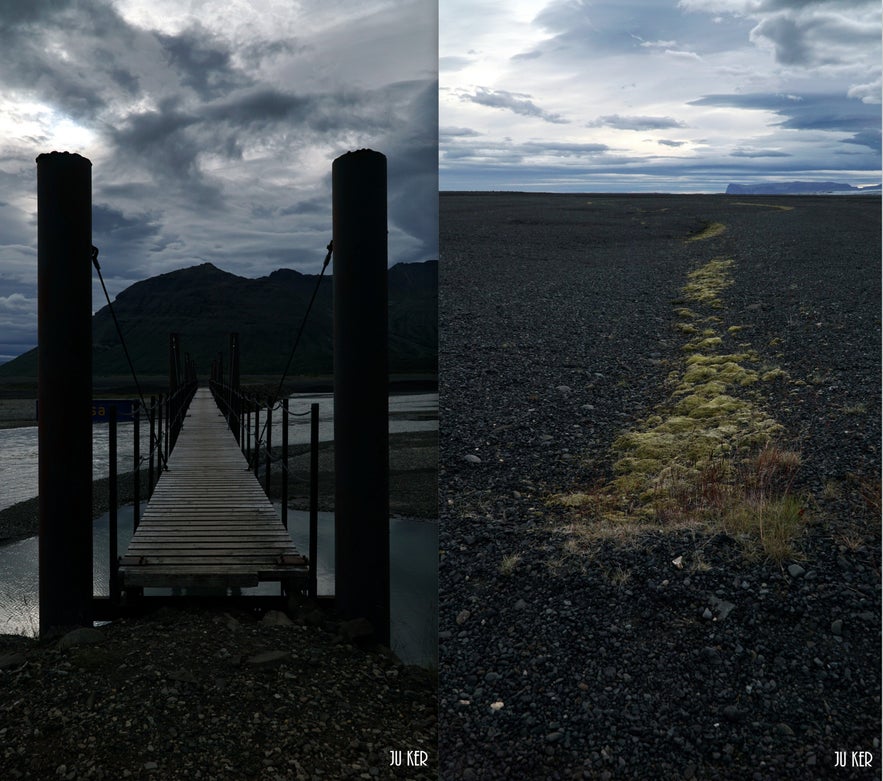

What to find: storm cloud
left=441, top=0, right=880, bottom=191
left=0, top=0, right=438, bottom=363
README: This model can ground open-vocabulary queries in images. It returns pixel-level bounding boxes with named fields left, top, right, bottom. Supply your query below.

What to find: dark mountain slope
left=0, top=260, right=436, bottom=379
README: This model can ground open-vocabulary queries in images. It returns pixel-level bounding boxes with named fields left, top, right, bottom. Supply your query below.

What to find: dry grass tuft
left=499, top=553, right=522, bottom=576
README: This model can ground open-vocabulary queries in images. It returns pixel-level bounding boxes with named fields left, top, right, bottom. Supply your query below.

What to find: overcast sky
left=440, top=0, right=881, bottom=192
left=0, top=0, right=437, bottom=365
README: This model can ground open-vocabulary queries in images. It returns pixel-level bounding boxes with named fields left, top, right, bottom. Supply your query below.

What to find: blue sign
left=35, top=399, right=137, bottom=423
left=92, top=399, right=136, bottom=423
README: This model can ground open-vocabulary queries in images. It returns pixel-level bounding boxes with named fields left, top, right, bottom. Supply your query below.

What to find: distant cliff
left=726, top=181, right=882, bottom=195
left=0, top=260, right=437, bottom=379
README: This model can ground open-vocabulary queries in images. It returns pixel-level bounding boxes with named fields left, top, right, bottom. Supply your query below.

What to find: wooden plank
left=120, top=388, right=308, bottom=591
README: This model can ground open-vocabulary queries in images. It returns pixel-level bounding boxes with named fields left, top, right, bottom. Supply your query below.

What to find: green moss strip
left=566, top=257, right=785, bottom=521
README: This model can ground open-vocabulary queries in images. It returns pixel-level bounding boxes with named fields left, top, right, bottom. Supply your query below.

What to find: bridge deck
left=119, top=388, right=307, bottom=590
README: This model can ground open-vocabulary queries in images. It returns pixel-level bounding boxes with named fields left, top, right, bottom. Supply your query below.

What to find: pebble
left=830, top=619, right=843, bottom=636
left=463, top=454, right=482, bottom=464
left=787, top=564, right=806, bottom=578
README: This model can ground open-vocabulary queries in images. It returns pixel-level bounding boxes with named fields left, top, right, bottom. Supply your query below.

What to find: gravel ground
left=438, top=193, right=881, bottom=779
left=0, top=426, right=438, bottom=778
left=0, top=607, right=436, bottom=780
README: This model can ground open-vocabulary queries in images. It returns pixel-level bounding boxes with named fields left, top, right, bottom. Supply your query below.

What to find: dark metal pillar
left=332, top=149, right=389, bottom=644
left=36, top=151, right=93, bottom=635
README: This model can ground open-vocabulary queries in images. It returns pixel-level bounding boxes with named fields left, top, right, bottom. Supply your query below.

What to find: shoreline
left=0, top=428, right=438, bottom=546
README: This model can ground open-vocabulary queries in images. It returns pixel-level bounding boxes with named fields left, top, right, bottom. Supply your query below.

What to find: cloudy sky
left=440, top=0, right=881, bottom=192
left=0, top=0, right=437, bottom=364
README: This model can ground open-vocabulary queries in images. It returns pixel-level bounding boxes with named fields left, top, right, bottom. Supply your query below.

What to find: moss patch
left=557, top=255, right=799, bottom=556
left=730, top=201, right=795, bottom=212
left=686, top=222, right=726, bottom=242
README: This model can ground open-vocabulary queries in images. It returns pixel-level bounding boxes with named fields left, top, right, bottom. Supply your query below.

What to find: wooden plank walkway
left=119, top=388, right=307, bottom=590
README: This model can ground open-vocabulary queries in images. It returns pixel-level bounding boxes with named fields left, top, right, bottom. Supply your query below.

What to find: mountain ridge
left=0, top=260, right=437, bottom=379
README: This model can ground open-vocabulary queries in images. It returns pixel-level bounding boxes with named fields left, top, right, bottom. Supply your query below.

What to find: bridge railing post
left=230, top=333, right=240, bottom=444
left=254, top=402, right=261, bottom=473
left=265, top=396, right=272, bottom=496
left=245, top=396, right=252, bottom=463
left=309, top=402, right=319, bottom=600
left=281, top=398, right=289, bottom=529
left=133, top=403, right=141, bottom=531
left=36, top=151, right=93, bottom=635
left=148, top=395, right=156, bottom=498
left=108, top=405, right=120, bottom=604
left=157, top=392, right=165, bottom=483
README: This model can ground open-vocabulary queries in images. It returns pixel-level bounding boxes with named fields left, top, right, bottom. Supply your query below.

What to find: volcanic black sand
left=438, top=193, right=880, bottom=779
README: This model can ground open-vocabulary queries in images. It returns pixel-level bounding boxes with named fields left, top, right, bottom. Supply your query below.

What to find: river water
left=0, top=391, right=438, bottom=513
left=0, top=391, right=438, bottom=666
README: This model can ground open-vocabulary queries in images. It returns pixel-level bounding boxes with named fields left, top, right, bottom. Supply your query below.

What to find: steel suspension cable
left=91, top=245, right=167, bottom=471
left=249, top=241, right=332, bottom=471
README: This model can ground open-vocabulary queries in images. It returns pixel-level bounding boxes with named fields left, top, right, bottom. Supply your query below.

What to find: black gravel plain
left=438, top=193, right=881, bottom=780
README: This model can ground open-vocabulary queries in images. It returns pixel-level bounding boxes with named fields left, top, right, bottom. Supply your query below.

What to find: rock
left=702, top=608, right=713, bottom=621
left=246, top=650, right=290, bottom=668
left=167, top=669, right=197, bottom=684
left=701, top=647, right=722, bottom=665
left=223, top=612, right=241, bottom=631
left=775, top=722, right=795, bottom=736
left=787, top=564, right=806, bottom=578
left=830, top=619, right=843, bottom=636
left=144, top=761, right=158, bottom=771
left=463, top=454, right=482, bottom=464
left=0, top=653, right=26, bottom=670
left=456, top=609, right=471, bottom=625
left=556, top=385, right=572, bottom=393
left=302, top=609, right=325, bottom=627
left=708, top=596, right=736, bottom=621
left=858, top=611, right=875, bottom=624
left=722, top=705, right=745, bottom=723
left=261, top=610, right=294, bottom=627
left=338, top=617, right=375, bottom=642
left=514, top=599, right=527, bottom=610
left=58, top=627, right=104, bottom=650
left=546, top=731, right=563, bottom=743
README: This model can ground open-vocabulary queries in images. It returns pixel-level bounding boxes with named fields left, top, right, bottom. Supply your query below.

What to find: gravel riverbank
left=438, top=194, right=880, bottom=779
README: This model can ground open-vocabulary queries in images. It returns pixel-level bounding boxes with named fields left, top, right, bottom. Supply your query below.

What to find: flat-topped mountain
left=0, top=260, right=437, bottom=379
left=726, top=181, right=881, bottom=195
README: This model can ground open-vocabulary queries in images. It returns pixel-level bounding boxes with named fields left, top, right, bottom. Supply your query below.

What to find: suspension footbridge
left=119, top=388, right=308, bottom=591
